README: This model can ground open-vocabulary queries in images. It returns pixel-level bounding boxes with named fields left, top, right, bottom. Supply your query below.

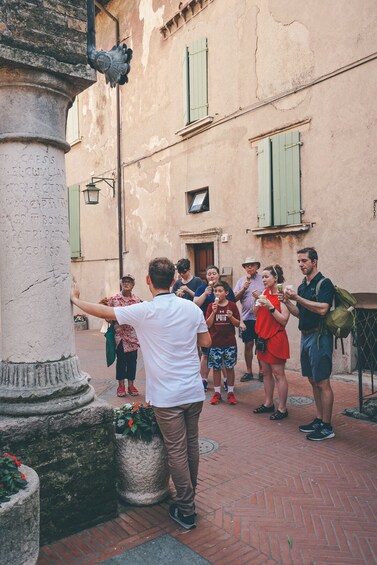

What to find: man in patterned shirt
left=107, top=274, right=142, bottom=397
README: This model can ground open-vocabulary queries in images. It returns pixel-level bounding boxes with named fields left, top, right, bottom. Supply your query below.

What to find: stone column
left=0, top=67, right=94, bottom=415
left=0, top=2, right=118, bottom=542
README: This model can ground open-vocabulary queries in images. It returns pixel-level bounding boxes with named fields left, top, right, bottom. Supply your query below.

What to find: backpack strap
left=314, top=276, right=328, bottom=301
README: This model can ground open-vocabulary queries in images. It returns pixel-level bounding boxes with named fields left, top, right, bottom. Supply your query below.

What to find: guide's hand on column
left=71, top=280, right=80, bottom=301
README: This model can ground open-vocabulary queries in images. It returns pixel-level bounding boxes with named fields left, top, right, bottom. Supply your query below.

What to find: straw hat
left=241, top=257, right=261, bottom=269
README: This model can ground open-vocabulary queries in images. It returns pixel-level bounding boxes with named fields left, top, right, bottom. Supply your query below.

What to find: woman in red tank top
left=252, top=265, right=290, bottom=420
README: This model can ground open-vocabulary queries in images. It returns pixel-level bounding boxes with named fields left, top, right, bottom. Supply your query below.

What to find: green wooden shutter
left=68, top=184, right=80, bottom=258
left=183, top=46, right=190, bottom=125
left=271, top=131, right=301, bottom=226
left=257, top=137, right=272, bottom=227
left=187, top=38, right=208, bottom=123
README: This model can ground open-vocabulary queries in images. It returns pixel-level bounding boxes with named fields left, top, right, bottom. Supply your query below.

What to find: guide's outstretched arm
left=71, top=285, right=117, bottom=320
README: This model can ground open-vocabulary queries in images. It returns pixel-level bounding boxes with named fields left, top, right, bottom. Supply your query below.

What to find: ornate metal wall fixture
left=87, top=0, right=132, bottom=87
left=84, top=176, right=116, bottom=205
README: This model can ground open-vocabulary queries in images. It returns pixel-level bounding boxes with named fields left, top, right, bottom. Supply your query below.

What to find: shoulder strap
left=315, top=276, right=328, bottom=300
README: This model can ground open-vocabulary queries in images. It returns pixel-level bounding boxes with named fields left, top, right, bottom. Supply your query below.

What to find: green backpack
left=315, top=278, right=357, bottom=342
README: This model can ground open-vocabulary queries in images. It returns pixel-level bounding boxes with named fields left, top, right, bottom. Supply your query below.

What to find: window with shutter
left=257, top=137, right=272, bottom=228
left=68, top=184, right=81, bottom=258
left=184, top=38, right=208, bottom=125
left=257, top=131, right=302, bottom=228
left=66, top=98, right=80, bottom=145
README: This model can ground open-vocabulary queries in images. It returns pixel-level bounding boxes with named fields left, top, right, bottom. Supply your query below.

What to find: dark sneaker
left=299, top=418, right=322, bottom=433
left=169, top=503, right=196, bottom=530
left=258, top=372, right=264, bottom=382
left=306, top=423, right=335, bottom=441
left=202, top=379, right=208, bottom=392
left=240, top=372, right=254, bottom=382
left=223, top=379, right=228, bottom=392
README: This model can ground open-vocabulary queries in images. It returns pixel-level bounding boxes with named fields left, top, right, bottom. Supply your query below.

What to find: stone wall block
left=0, top=400, right=118, bottom=544
left=0, top=1, right=88, bottom=65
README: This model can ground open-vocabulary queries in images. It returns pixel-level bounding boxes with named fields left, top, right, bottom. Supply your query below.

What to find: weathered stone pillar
left=0, top=1, right=118, bottom=543
left=0, top=67, right=94, bottom=415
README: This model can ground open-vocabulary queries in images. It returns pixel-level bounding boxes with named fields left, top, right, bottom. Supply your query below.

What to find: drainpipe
left=93, top=1, right=124, bottom=279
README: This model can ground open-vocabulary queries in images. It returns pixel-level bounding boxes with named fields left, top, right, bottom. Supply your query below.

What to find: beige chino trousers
left=153, top=401, right=203, bottom=516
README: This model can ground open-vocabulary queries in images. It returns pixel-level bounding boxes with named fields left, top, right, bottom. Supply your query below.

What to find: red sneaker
left=210, top=392, right=222, bottom=405
left=227, top=392, right=237, bottom=405
left=128, top=384, right=139, bottom=396
left=117, top=386, right=126, bottom=397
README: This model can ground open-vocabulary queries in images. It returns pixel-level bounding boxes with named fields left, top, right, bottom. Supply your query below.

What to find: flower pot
left=0, top=465, right=40, bottom=565
left=115, top=434, right=170, bottom=505
left=74, top=320, right=88, bottom=331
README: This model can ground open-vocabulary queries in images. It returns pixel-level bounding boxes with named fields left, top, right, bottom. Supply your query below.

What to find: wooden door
left=194, top=243, right=214, bottom=282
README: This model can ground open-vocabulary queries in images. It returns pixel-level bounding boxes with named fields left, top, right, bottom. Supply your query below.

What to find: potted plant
left=74, top=313, right=88, bottom=330
left=0, top=453, right=40, bottom=565
left=114, top=403, right=170, bottom=505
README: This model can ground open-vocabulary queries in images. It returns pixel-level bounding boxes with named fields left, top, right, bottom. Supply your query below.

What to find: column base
left=0, top=356, right=95, bottom=415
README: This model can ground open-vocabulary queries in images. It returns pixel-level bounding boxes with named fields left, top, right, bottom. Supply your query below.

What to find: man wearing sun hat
left=106, top=274, right=142, bottom=397
left=234, top=257, right=264, bottom=382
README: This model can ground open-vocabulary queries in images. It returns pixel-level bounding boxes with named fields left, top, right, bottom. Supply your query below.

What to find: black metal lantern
left=83, top=181, right=101, bottom=205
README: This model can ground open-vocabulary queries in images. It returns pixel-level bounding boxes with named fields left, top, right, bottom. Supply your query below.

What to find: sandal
left=253, top=403, right=275, bottom=414
left=270, top=409, right=288, bottom=420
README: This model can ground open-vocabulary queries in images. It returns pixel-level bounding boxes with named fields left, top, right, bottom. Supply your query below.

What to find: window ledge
left=176, top=116, right=214, bottom=137
left=69, top=137, right=82, bottom=147
left=250, top=223, right=312, bottom=236
left=71, top=256, right=84, bottom=261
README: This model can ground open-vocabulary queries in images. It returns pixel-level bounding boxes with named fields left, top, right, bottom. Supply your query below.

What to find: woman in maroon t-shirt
left=252, top=265, right=290, bottom=420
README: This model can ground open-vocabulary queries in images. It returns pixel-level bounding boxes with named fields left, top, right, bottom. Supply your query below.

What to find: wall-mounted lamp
left=83, top=176, right=115, bottom=205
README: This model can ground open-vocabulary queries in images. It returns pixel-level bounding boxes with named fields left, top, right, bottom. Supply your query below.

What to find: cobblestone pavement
left=38, top=331, right=377, bottom=565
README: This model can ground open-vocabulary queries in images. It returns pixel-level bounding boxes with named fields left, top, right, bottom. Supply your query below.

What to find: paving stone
left=38, top=330, right=377, bottom=565
left=99, top=533, right=210, bottom=564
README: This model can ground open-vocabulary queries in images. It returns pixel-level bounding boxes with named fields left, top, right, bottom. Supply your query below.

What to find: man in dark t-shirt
left=172, top=258, right=202, bottom=301
left=284, top=247, right=335, bottom=442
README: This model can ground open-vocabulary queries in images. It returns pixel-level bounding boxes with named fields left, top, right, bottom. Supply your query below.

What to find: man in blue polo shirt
left=284, top=247, right=335, bottom=441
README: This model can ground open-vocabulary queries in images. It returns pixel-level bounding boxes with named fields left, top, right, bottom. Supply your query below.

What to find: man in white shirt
left=234, top=257, right=264, bottom=382
left=71, top=257, right=211, bottom=530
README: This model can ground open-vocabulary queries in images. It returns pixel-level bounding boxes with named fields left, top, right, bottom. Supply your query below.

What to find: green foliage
left=114, top=403, right=162, bottom=443
left=0, top=453, right=28, bottom=506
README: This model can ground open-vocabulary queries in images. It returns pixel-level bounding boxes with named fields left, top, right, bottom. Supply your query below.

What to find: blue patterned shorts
left=208, top=346, right=237, bottom=370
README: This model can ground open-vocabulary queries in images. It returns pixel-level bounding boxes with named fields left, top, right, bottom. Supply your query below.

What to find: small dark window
left=187, top=188, right=209, bottom=214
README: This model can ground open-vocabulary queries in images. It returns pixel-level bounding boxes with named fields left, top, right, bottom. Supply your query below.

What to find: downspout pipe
left=91, top=1, right=124, bottom=279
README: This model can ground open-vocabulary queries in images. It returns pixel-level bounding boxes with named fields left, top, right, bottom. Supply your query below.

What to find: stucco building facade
left=66, top=0, right=377, bottom=373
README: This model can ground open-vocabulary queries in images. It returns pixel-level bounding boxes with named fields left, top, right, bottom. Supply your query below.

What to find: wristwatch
left=269, top=307, right=276, bottom=313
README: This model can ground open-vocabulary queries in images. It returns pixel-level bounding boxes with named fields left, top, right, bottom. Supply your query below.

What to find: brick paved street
left=38, top=331, right=377, bottom=564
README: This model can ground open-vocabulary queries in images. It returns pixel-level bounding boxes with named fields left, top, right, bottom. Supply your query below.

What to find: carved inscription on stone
left=0, top=148, right=69, bottom=258
left=0, top=144, right=74, bottom=362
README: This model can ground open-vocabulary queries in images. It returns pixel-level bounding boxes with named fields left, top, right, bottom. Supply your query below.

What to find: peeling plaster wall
left=65, top=0, right=377, bottom=372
